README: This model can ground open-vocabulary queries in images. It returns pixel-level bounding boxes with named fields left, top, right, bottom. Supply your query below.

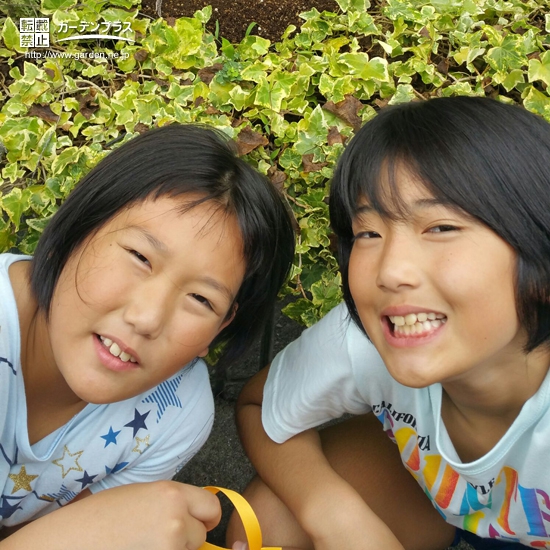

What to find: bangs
left=352, top=154, right=474, bottom=226
left=352, top=155, right=431, bottom=222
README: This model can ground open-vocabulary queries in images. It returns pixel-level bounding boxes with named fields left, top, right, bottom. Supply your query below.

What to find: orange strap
left=199, top=486, right=282, bottom=550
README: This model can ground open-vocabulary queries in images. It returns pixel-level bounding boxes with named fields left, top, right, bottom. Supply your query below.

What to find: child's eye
left=353, top=231, right=381, bottom=241
left=191, top=294, right=213, bottom=310
left=427, top=225, right=459, bottom=233
left=130, top=250, right=151, bottom=266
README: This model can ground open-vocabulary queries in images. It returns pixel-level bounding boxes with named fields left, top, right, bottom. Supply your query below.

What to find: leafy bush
left=1, top=0, right=549, bottom=325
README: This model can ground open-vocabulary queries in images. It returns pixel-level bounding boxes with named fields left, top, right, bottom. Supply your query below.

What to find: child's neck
left=441, top=346, right=550, bottom=462
left=9, top=261, right=87, bottom=445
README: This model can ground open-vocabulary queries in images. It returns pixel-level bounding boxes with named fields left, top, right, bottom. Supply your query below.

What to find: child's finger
left=182, top=484, right=223, bottom=530
left=232, top=542, right=248, bottom=550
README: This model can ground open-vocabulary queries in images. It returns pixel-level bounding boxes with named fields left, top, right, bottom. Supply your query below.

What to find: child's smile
left=94, top=334, right=140, bottom=371
left=43, top=195, right=246, bottom=405
left=348, top=167, right=526, bottom=390
left=383, top=308, right=447, bottom=345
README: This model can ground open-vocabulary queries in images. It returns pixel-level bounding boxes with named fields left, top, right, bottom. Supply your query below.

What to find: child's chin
left=386, top=363, right=436, bottom=389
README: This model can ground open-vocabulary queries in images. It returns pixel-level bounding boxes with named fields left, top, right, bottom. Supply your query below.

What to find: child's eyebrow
left=127, top=226, right=169, bottom=253
left=354, top=197, right=455, bottom=216
left=199, top=276, right=236, bottom=303
left=354, top=204, right=374, bottom=215
left=413, top=198, right=454, bottom=210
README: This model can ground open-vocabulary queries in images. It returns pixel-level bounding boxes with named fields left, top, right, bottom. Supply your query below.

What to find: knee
left=225, top=476, right=312, bottom=549
left=226, top=476, right=272, bottom=546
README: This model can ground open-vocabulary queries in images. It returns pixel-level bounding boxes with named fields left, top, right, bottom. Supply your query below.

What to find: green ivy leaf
left=50, top=146, right=86, bottom=176
left=295, top=105, right=330, bottom=154
left=193, top=5, right=212, bottom=24
left=26, top=214, right=53, bottom=233
left=310, top=273, right=342, bottom=316
left=172, top=17, right=204, bottom=57
left=41, top=0, right=77, bottom=13
left=452, top=46, right=485, bottom=66
left=494, top=69, right=524, bottom=92
left=236, top=35, right=271, bottom=60
left=0, top=117, right=42, bottom=162
left=335, top=0, right=370, bottom=12
left=337, top=54, right=390, bottom=82
left=1, top=18, right=25, bottom=53
left=528, top=51, right=550, bottom=88
left=2, top=162, right=25, bottom=183
left=486, top=35, right=527, bottom=73
left=282, top=298, right=314, bottom=325
left=1, top=188, right=30, bottom=230
left=389, top=83, right=416, bottom=104
left=523, top=86, right=550, bottom=122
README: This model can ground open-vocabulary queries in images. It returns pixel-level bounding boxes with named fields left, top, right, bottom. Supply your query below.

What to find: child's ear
left=220, top=302, right=238, bottom=331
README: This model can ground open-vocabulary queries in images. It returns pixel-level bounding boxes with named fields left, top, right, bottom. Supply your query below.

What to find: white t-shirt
left=263, top=303, right=550, bottom=546
left=0, top=253, right=214, bottom=527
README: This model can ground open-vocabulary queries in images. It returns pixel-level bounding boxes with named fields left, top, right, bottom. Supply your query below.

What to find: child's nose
left=375, top=233, right=422, bottom=292
left=123, top=282, right=171, bottom=338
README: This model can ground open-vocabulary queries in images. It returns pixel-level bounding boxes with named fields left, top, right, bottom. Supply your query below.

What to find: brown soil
left=140, top=0, right=340, bottom=44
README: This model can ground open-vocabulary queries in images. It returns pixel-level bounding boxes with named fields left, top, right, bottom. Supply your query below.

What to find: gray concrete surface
left=174, top=299, right=473, bottom=549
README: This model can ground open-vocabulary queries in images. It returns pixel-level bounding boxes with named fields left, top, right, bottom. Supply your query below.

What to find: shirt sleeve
left=90, top=361, right=214, bottom=492
left=262, top=303, right=375, bottom=444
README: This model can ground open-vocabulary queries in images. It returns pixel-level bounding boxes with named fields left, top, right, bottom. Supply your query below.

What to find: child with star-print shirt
left=0, top=124, right=294, bottom=549
left=0, top=253, right=214, bottom=526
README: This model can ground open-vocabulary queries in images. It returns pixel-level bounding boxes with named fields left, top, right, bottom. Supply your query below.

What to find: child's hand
left=83, top=481, right=222, bottom=549
left=2, top=481, right=221, bottom=550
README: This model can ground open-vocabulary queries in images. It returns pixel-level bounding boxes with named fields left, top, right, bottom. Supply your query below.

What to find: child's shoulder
left=0, top=253, right=31, bottom=337
left=1, top=252, right=32, bottom=303
left=0, top=252, right=32, bottom=269
left=290, top=302, right=377, bottom=361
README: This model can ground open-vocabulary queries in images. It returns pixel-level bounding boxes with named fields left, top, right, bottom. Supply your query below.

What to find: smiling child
left=229, top=97, right=550, bottom=550
left=0, top=124, right=295, bottom=549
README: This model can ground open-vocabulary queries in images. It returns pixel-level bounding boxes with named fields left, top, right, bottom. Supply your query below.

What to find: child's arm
left=0, top=481, right=220, bottom=549
left=236, top=366, right=404, bottom=550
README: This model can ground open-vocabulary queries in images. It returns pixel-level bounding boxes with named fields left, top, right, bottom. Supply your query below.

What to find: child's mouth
left=387, top=312, right=447, bottom=337
left=96, top=334, right=138, bottom=363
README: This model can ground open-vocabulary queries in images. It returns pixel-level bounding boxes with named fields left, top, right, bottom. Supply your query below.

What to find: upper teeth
left=389, top=312, right=446, bottom=326
left=99, top=336, right=137, bottom=363
left=388, top=312, right=447, bottom=336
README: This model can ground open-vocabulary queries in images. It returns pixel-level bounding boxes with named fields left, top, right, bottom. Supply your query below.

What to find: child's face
left=47, top=195, right=245, bottom=404
left=348, top=167, right=524, bottom=389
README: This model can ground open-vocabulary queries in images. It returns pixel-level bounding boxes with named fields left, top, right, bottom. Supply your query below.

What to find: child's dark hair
left=330, top=96, right=550, bottom=352
left=31, top=124, right=295, bottom=366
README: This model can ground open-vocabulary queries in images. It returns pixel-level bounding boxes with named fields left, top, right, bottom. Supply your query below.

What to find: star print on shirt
left=0, top=356, right=16, bottom=376
left=43, top=484, right=77, bottom=504
left=100, top=426, right=121, bottom=447
left=132, top=435, right=150, bottom=454
left=0, top=495, right=22, bottom=519
left=75, top=470, right=97, bottom=490
left=8, top=465, right=38, bottom=494
left=124, top=408, right=150, bottom=437
left=105, top=461, right=129, bottom=474
left=142, top=373, right=184, bottom=422
left=52, top=445, right=84, bottom=479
